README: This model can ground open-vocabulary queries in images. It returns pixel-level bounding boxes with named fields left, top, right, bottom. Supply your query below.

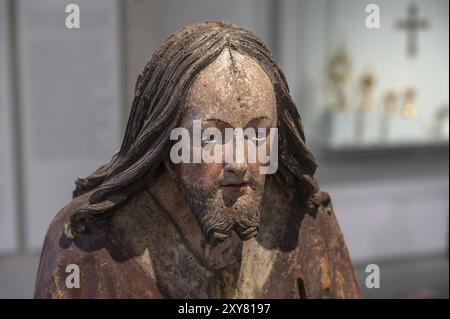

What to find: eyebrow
left=205, top=116, right=269, bottom=128
left=247, top=116, right=269, bottom=123
left=204, top=118, right=231, bottom=128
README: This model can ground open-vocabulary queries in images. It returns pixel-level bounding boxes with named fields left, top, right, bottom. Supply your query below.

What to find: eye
left=250, top=128, right=269, bottom=143
left=202, top=133, right=218, bottom=147
left=250, top=135, right=266, bottom=143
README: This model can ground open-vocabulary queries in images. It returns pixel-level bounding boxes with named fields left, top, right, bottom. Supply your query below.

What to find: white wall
left=16, top=0, right=123, bottom=251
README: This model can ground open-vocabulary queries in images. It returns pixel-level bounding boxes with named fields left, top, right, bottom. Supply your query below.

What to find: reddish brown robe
left=34, top=179, right=361, bottom=299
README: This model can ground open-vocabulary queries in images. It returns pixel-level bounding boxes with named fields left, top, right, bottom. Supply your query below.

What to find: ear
left=163, top=159, right=177, bottom=180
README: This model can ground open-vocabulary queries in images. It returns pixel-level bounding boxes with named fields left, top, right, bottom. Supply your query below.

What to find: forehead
left=184, top=49, right=277, bottom=127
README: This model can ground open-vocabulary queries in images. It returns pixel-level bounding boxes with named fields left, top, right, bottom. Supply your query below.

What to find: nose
left=223, top=162, right=247, bottom=185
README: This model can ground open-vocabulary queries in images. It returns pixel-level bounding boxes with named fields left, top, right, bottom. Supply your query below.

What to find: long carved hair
left=65, top=21, right=320, bottom=238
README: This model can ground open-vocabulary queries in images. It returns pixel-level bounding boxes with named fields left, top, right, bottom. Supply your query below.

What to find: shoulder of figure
left=34, top=192, right=163, bottom=298
left=297, top=190, right=362, bottom=298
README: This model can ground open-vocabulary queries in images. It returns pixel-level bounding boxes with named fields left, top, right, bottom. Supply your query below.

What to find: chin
left=203, top=201, right=262, bottom=246
left=205, top=225, right=259, bottom=247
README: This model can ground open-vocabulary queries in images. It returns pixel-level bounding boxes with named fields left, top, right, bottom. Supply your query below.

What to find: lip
left=220, top=182, right=249, bottom=192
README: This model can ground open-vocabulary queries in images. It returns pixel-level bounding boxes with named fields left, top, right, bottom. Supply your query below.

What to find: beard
left=178, top=177, right=264, bottom=246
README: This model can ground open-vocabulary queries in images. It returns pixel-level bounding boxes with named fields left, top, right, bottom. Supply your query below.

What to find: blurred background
left=0, top=0, right=448, bottom=298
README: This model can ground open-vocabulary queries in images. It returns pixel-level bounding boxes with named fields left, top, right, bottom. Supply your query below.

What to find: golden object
left=359, top=70, right=376, bottom=111
left=402, top=103, right=417, bottom=118
left=383, top=90, right=397, bottom=117
left=327, top=45, right=351, bottom=111
left=402, top=87, right=417, bottom=118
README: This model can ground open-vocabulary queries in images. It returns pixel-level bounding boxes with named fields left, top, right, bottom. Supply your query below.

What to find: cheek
left=177, top=162, right=223, bottom=188
left=247, top=162, right=266, bottom=185
left=247, top=139, right=271, bottom=183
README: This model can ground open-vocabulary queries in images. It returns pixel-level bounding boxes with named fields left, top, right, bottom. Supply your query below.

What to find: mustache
left=197, top=176, right=263, bottom=199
